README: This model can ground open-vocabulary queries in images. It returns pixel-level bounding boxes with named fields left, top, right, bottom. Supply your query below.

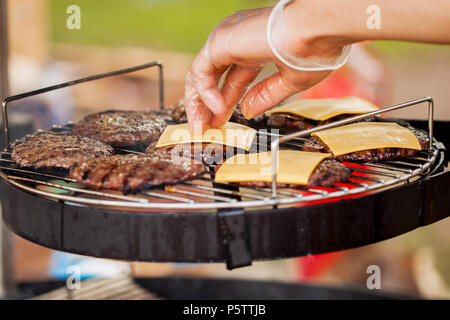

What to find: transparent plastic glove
left=185, top=3, right=350, bottom=132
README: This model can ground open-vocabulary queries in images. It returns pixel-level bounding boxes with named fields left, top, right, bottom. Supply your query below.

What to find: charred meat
left=146, top=142, right=241, bottom=165
left=11, top=133, right=114, bottom=170
left=266, top=113, right=377, bottom=133
left=72, top=110, right=167, bottom=148
left=70, top=153, right=207, bottom=192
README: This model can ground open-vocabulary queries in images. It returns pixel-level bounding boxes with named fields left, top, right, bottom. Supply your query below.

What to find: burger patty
left=229, top=105, right=267, bottom=129
left=168, top=100, right=266, bottom=128
left=70, top=153, right=207, bottom=192
left=167, top=100, right=188, bottom=123
left=267, top=113, right=375, bottom=133
left=72, top=110, right=167, bottom=148
left=11, top=133, right=114, bottom=170
left=146, top=142, right=240, bottom=165
left=302, top=127, right=429, bottom=162
left=216, top=159, right=351, bottom=188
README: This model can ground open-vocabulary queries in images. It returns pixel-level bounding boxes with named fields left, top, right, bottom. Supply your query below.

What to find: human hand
left=184, top=2, right=348, bottom=132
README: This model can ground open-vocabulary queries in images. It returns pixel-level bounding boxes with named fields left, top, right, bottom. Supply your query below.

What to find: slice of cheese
left=312, top=122, right=422, bottom=156
left=155, top=122, right=257, bottom=151
left=215, top=150, right=331, bottom=185
left=265, top=96, right=378, bottom=121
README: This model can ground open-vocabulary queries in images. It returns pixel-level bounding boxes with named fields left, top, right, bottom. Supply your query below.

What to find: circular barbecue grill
left=1, top=62, right=449, bottom=270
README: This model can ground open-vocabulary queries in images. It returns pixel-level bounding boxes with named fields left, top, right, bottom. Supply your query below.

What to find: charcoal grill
left=1, top=61, right=449, bottom=270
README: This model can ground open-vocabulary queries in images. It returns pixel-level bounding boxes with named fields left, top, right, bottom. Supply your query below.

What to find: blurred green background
left=49, top=0, right=450, bottom=56
left=49, top=0, right=264, bottom=53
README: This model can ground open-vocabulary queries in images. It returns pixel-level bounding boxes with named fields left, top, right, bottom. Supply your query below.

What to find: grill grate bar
left=182, top=182, right=267, bottom=200
left=7, top=175, right=149, bottom=203
left=198, top=177, right=290, bottom=199
left=301, top=188, right=330, bottom=195
left=349, top=167, right=401, bottom=178
left=361, top=162, right=413, bottom=173
left=0, top=165, right=77, bottom=182
left=350, top=174, right=384, bottom=183
left=381, top=160, right=423, bottom=168
left=345, top=181, right=369, bottom=188
left=258, top=130, right=308, bottom=142
left=164, top=185, right=237, bottom=203
left=144, top=190, right=195, bottom=203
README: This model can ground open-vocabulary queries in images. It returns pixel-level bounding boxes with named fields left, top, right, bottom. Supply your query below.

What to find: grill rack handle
left=1, top=61, right=165, bottom=152
left=270, top=97, right=435, bottom=198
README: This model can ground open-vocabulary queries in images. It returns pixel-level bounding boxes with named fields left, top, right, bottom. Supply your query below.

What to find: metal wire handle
left=270, top=96, right=435, bottom=198
left=1, top=61, right=165, bottom=152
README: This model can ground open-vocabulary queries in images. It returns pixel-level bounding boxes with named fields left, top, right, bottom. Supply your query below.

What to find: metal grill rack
left=0, top=132, right=439, bottom=211
left=1, top=61, right=448, bottom=267
left=0, top=61, right=439, bottom=211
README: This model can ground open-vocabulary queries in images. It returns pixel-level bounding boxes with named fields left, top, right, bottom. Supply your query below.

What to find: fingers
left=185, top=45, right=229, bottom=133
left=184, top=70, right=212, bottom=133
left=191, top=47, right=228, bottom=116
left=240, top=72, right=299, bottom=118
left=209, top=64, right=262, bottom=128
left=241, top=68, right=331, bottom=118
left=222, top=65, right=262, bottom=106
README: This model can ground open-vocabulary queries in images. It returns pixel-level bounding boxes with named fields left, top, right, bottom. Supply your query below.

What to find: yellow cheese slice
left=265, top=96, right=378, bottom=121
left=312, top=122, right=422, bottom=156
left=215, top=150, right=331, bottom=185
left=155, top=122, right=257, bottom=151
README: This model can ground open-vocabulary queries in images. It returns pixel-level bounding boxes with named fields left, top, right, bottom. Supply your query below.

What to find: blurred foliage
left=49, top=0, right=268, bottom=53
left=50, top=0, right=450, bottom=57
left=370, top=41, right=450, bottom=58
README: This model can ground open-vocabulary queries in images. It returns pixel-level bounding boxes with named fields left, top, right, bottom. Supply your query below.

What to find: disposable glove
left=184, top=2, right=350, bottom=132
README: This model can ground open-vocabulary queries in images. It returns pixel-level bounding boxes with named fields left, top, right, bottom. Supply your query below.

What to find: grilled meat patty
left=146, top=142, right=241, bottom=165
left=70, top=153, right=207, bottom=192
left=167, top=100, right=188, bottom=123
left=267, top=113, right=377, bottom=133
left=302, top=127, right=429, bottom=162
left=72, top=110, right=167, bottom=148
left=11, top=133, right=114, bottom=170
left=168, top=100, right=266, bottom=128
left=216, top=159, right=351, bottom=188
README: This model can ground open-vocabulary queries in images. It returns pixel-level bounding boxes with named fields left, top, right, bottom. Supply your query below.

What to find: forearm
left=184, top=0, right=450, bottom=129
left=286, top=0, right=450, bottom=50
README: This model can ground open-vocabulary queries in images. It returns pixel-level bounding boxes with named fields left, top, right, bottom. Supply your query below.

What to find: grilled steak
left=302, top=127, right=429, bottom=162
left=70, top=153, right=206, bottom=192
left=216, top=159, right=351, bottom=188
left=146, top=142, right=241, bottom=165
left=72, top=110, right=167, bottom=148
left=11, top=133, right=114, bottom=170
left=168, top=100, right=266, bottom=128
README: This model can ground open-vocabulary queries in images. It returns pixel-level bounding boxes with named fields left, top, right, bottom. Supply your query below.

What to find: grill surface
left=0, top=127, right=440, bottom=211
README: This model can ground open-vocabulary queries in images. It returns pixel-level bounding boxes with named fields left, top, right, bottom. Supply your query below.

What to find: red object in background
left=297, top=252, right=343, bottom=281
left=304, top=70, right=372, bottom=101
left=293, top=43, right=391, bottom=282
